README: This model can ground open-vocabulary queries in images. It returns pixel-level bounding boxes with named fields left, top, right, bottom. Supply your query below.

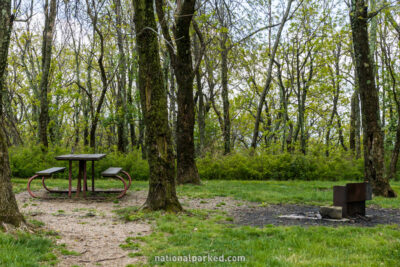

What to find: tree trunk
left=86, top=0, right=110, bottom=151
left=127, top=34, right=137, bottom=149
left=350, top=91, right=357, bottom=151
left=220, top=29, right=230, bottom=154
left=133, top=0, right=182, bottom=211
left=350, top=0, right=396, bottom=197
left=155, top=0, right=200, bottom=184
left=0, top=0, right=25, bottom=227
left=38, top=0, right=57, bottom=148
left=251, top=0, right=293, bottom=149
left=388, top=116, right=400, bottom=180
left=381, top=33, right=400, bottom=181
left=350, top=67, right=362, bottom=159
left=326, top=44, right=341, bottom=156
left=115, top=0, right=127, bottom=153
left=194, top=35, right=205, bottom=156
left=196, top=67, right=205, bottom=156
left=174, top=1, right=200, bottom=184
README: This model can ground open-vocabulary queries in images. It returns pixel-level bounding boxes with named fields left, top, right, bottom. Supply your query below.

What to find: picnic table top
left=55, top=154, right=107, bottom=161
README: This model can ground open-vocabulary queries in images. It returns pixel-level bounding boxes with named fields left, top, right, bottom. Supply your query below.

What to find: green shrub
left=8, top=144, right=366, bottom=181
left=9, top=145, right=70, bottom=178
left=9, top=145, right=149, bottom=180
left=197, top=151, right=364, bottom=181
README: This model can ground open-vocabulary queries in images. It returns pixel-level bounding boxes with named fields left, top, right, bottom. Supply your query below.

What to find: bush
left=9, top=145, right=149, bottom=180
left=9, top=144, right=365, bottom=181
left=197, top=151, right=364, bottom=181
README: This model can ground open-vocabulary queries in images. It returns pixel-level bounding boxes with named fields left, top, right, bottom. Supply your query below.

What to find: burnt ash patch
left=232, top=204, right=400, bottom=227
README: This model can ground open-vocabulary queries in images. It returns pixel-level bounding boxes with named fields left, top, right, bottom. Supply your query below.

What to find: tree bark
left=0, top=0, right=25, bottom=227
left=326, top=44, right=342, bottom=156
left=350, top=48, right=362, bottom=159
left=155, top=0, right=201, bottom=184
left=133, top=0, right=182, bottom=211
left=38, top=0, right=57, bottom=148
left=381, top=33, right=400, bottom=181
left=220, top=27, right=230, bottom=154
left=350, top=0, right=396, bottom=197
left=193, top=34, right=205, bottom=156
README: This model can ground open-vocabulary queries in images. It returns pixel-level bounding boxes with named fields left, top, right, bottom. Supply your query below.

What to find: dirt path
left=16, top=189, right=258, bottom=267
left=17, top=190, right=151, bottom=267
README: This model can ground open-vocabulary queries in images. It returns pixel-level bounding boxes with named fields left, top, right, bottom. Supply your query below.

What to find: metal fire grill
left=333, top=182, right=372, bottom=217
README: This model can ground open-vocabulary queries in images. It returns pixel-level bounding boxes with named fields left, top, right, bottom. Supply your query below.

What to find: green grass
left=136, top=210, right=400, bottom=266
left=12, top=178, right=400, bottom=208
left=10, top=178, right=400, bottom=266
left=0, top=231, right=57, bottom=266
left=176, top=180, right=400, bottom=209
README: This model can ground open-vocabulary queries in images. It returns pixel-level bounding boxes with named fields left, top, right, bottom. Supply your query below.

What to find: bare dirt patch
left=17, top=190, right=151, bottom=267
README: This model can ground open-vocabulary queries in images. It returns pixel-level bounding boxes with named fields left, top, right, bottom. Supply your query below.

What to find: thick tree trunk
left=174, top=1, right=200, bottom=184
left=0, top=0, right=25, bottom=227
left=115, top=0, right=127, bottom=153
left=133, top=0, right=182, bottom=211
left=38, top=0, right=57, bottom=148
left=155, top=0, right=200, bottom=184
left=0, top=122, right=24, bottom=227
left=350, top=0, right=396, bottom=197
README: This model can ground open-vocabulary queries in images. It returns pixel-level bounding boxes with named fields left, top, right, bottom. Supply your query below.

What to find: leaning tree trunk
left=133, top=0, right=182, bottom=211
left=0, top=0, right=25, bottom=227
left=38, top=0, right=57, bottom=148
left=350, top=0, right=396, bottom=197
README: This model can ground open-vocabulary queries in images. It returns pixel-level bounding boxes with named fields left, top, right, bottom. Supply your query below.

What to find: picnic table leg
left=92, top=161, right=95, bottom=192
left=76, top=161, right=83, bottom=197
left=68, top=160, right=72, bottom=198
left=84, top=163, right=88, bottom=192
left=83, top=161, right=87, bottom=197
left=27, top=175, right=40, bottom=198
left=115, top=175, right=128, bottom=198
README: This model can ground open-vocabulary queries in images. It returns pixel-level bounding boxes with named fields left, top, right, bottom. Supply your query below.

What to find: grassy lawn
left=0, top=231, right=57, bottom=266
left=131, top=210, right=400, bottom=267
left=9, top=178, right=400, bottom=266
left=12, top=178, right=400, bottom=208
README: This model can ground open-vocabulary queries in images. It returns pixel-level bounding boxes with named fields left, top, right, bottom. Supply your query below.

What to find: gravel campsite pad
left=17, top=190, right=151, bottom=267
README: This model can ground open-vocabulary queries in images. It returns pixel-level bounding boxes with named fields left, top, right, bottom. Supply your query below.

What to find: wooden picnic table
left=55, top=154, right=106, bottom=197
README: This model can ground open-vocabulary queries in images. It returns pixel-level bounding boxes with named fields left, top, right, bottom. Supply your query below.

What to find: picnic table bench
left=27, top=154, right=132, bottom=199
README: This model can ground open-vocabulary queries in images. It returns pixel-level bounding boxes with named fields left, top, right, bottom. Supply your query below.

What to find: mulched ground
left=232, top=204, right=400, bottom=227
